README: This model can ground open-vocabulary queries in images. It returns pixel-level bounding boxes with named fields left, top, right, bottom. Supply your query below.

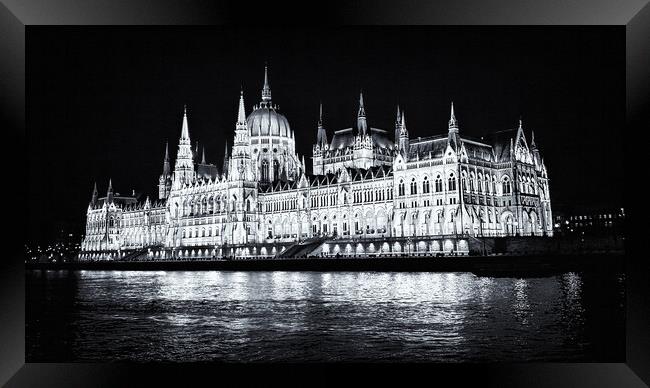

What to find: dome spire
left=261, top=63, right=272, bottom=105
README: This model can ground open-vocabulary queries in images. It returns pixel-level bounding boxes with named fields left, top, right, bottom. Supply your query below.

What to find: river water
left=26, top=269, right=625, bottom=362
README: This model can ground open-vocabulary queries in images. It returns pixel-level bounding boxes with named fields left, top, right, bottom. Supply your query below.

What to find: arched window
left=273, top=159, right=280, bottom=181
left=398, top=180, right=405, bottom=196
left=423, top=177, right=430, bottom=194
left=502, top=176, right=511, bottom=194
left=410, top=178, right=417, bottom=195
left=261, top=160, right=269, bottom=181
left=448, top=173, right=457, bottom=191
left=435, top=175, right=443, bottom=192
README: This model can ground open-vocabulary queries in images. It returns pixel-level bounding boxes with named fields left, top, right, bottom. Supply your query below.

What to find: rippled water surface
left=26, top=270, right=625, bottom=362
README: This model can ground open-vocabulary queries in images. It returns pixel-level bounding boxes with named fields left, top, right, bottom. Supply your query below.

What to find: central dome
left=247, top=106, right=292, bottom=138
left=246, top=65, right=293, bottom=139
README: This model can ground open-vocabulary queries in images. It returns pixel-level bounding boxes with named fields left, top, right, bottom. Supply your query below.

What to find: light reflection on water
left=27, top=270, right=625, bottom=362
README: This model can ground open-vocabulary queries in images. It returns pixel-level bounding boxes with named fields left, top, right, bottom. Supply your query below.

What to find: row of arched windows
left=311, top=193, right=337, bottom=208
left=266, top=198, right=298, bottom=212
left=183, top=227, right=221, bottom=239
left=353, top=188, right=393, bottom=204
left=398, top=174, right=458, bottom=196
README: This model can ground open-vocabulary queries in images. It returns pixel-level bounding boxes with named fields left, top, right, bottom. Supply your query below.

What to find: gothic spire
left=222, top=140, right=229, bottom=175
left=358, top=90, right=366, bottom=117
left=201, top=146, right=206, bottom=164
left=162, top=141, right=171, bottom=176
left=173, top=105, right=196, bottom=185
left=317, top=102, right=328, bottom=147
left=237, top=88, right=247, bottom=126
left=395, top=105, right=402, bottom=143
left=180, top=105, right=190, bottom=142
left=398, top=110, right=409, bottom=155
left=448, top=101, right=458, bottom=131
left=357, top=90, right=368, bottom=136
left=447, top=102, right=460, bottom=151
left=106, top=178, right=113, bottom=203
left=318, top=101, right=323, bottom=127
left=91, top=181, right=98, bottom=204
left=531, top=130, right=537, bottom=149
left=261, top=64, right=272, bottom=105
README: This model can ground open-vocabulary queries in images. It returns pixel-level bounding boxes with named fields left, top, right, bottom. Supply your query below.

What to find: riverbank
left=25, top=252, right=624, bottom=276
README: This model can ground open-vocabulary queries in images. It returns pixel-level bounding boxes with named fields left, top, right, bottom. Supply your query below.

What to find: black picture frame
left=2, top=1, right=648, bottom=386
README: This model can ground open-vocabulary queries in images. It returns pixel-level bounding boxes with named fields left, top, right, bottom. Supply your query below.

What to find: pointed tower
left=357, top=91, right=368, bottom=136
left=173, top=105, right=195, bottom=186
left=201, top=146, right=206, bottom=164
left=222, top=140, right=229, bottom=178
left=316, top=102, right=328, bottom=148
left=91, top=182, right=98, bottom=206
left=394, top=105, right=402, bottom=144
left=231, top=90, right=253, bottom=181
left=448, top=102, right=460, bottom=151
left=398, top=110, right=409, bottom=155
left=233, top=89, right=250, bottom=147
left=158, top=141, right=172, bottom=199
left=312, top=102, right=327, bottom=176
left=531, top=130, right=542, bottom=169
left=163, top=141, right=171, bottom=176
left=106, top=178, right=114, bottom=204
left=261, top=64, right=272, bottom=108
left=530, top=130, right=537, bottom=150
left=194, top=140, right=200, bottom=163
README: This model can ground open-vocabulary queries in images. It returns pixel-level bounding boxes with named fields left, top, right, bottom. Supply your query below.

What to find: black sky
left=27, top=26, right=624, bottom=244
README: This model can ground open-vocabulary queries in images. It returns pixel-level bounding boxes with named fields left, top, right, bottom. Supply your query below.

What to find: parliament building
left=80, top=66, right=553, bottom=260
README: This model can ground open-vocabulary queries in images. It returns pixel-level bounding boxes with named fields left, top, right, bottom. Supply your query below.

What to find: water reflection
left=27, top=270, right=624, bottom=362
left=513, top=279, right=530, bottom=325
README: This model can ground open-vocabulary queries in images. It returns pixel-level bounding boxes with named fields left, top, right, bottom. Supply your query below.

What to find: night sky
left=27, top=26, right=624, bottom=244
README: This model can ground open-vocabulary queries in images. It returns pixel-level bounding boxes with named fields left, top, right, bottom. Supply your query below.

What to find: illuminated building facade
left=80, top=66, right=553, bottom=260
